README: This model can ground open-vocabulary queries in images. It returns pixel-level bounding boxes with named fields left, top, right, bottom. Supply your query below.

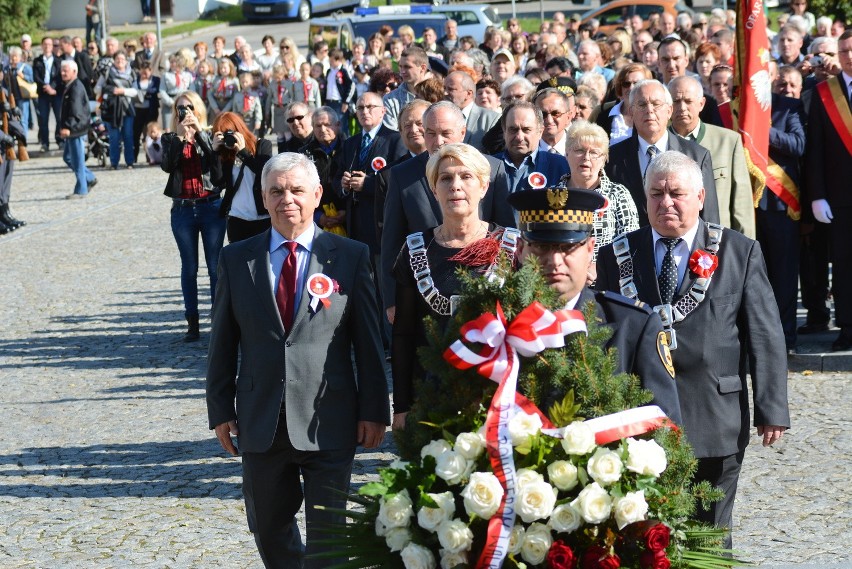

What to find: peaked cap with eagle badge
left=508, top=182, right=605, bottom=244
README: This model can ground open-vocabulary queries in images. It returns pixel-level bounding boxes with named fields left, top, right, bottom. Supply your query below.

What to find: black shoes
left=831, top=329, right=852, bottom=352
left=797, top=321, right=829, bottom=335
left=0, top=204, right=25, bottom=233
left=184, top=315, right=200, bottom=342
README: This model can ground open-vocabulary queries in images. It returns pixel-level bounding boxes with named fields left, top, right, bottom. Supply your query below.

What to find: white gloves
left=812, top=199, right=834, bottom=224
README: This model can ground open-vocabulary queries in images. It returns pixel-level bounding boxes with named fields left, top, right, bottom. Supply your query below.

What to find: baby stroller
left=87, top=111, right=110, bottom=168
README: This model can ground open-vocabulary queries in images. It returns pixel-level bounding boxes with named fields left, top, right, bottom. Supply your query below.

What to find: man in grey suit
left=668, top=76, right=755, bottom=238
left=207, top=153, right=389, bottom=568
left=380, top=101, right=516, bottom=322
left=443, top=70, right=500, bottom=148
left=605, top=79, right=720, bottom=227
left=596, top=151, right=790, bottom=548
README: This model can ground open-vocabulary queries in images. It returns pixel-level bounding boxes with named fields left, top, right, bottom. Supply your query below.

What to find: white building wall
left=47, top=0, right=237, bottom=30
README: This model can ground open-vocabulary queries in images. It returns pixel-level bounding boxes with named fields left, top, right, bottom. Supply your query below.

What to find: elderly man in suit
left=605, top=79, right=720, bottom=227
left=133, top=32, right=167, bottom=76
left=533, top=87, right=577, bottom=156
left=806, top=29, right=852, bottom=352
left=380, top=101, right=516, bottom=323
left=207, top=152, right=389, bottom=568
left=668, top=76, right=754, bottom=238
left=443, top=70, right=499, bottom=148
left=596, top=151, right=790, bottom=548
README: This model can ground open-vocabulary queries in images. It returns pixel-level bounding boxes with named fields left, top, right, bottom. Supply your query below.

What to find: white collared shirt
left=564, top=292, right=582, bottom=310
left=538, top=129, right=568, bottom=156
left=460, top=102, right=474, bottom=121
left=326, top=65, right=341, bottom=101
left=637, top=131, right=669, bottom=179
left=269, top=224, right=315, bottom=313
left=651, top=221, right=701, bottom=291
left=609, top=102, right=632, bottom=145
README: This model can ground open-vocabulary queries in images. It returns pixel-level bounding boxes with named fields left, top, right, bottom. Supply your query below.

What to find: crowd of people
left=2, top=3, right=850, bottom=564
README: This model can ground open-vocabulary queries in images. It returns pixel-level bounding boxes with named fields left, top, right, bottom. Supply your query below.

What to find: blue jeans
left=62, top=133, right=94, bottom=195
left=170, top=198, right=227, bottom=317
left=107, top=115, right=135, bottom=167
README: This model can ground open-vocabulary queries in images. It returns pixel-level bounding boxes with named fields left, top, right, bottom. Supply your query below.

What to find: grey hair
left=643, top=151, right=703, bottom=196
left=287, top=101, right=311, bottom=116
left=261, top=152, right=321, bottom=193
left=676, top=13, right=692, bottom=29
left=423, top=101, right=466, bottom=130
left=500, top=75, right=534, bottom=97
left=8, top=46, right=22, bottom=57
left=577, top=39, right=601, bottom=54
left=816, top=16, right=833, bottom=31
left=352, top=36, right=366, bottom=49
left=781, top=21, right=807, bottom=38
left=312, top=106, right=339, bottom=125
left=448, top=70, right=476, bottom=92
left=60, top=59, right=78, bottom=72
left=809, top=36, right=837, bottom=55
left=629, top=79, right=673, bottom=106
left=466, top=48, right=490, bottom=74
left=667, top=74, right=703, bottom=95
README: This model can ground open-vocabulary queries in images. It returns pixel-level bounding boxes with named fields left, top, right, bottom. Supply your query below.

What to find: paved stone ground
left=0, top=154, right=849, bottom=568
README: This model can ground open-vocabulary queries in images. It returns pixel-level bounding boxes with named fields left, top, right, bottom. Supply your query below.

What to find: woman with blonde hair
left=365, top=32, right=387, bottom=68
left=276, top=36, right=306, bottom=70
left=160, top=91, right=226, bottom=342
left=391, top=142, right=516, bottom=430
left=563, top=121, right=638, bottom=261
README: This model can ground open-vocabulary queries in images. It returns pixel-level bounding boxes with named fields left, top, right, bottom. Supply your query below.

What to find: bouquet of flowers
left=317, top=259, right=738, bottom=569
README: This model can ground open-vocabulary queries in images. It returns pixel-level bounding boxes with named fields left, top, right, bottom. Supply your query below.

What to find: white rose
left=436, top=519, right=474, bottom=554
left=516, top=479, right=558, bottom=523
left=560, top=421, right=597, bottom=455
left=548, top=503, right=583, bottom=534
left=440, top=549, right=469, bottom=569
left=586, top=447, right=624, bottom=487
left=454, top=432, right=485, bottom=460
left=401, top=542, right=437, bottom=569
left=435, top=451, right=472, bottom=486
left=378, top=489, right=414, bottom=529
left=625, top=438, right=668, bottom=478
left=508, top=411, right=543, bottom=446
left=461, top=471, right=504, bottom=519
left=571, top=482, right=613, bottom=524
left=614, top=490, right=649, bottom=530
left=375, top=517, right=388, bottom=537
left=421, top=439, right=453, bottom=462
left=521, top=522, right=553, bottom=565
left=390, top=459, right=411, bottom=470
left=515, top=468, right=545, bottom=491
left=547, top=460, right=579, bottom=491
left=385, top=527, right=413, bottom=552
left=508, top=524, right=525, bottom=555
left=417, top=491, right=456, bottom=532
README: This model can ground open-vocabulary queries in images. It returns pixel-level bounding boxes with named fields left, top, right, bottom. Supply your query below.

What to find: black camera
left=222, top=130, right=238, bottom=148
left=178, top=107, right=189, bottom=121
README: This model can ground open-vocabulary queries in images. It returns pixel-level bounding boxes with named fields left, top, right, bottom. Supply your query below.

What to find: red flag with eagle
left=733, top=0, right=800, bottom=218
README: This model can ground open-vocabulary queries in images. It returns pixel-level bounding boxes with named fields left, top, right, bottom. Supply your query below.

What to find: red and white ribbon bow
left=443, top=301, right=586, bottom=569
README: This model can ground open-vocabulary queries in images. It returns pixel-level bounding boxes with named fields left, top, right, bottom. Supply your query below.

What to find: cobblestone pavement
left=0, top=154, right=849, bottom=568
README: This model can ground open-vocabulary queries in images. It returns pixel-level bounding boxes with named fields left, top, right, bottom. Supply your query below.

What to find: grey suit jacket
left=379, top=151, right=517, bottom=309
left=206, top=227, right=389, bottom=454
left=464, top=104, right=500, bottom=149
left=693, top=122, right=755, bottom=239
left=596, top=223, right=790, bottom=458
left=605, top=129, right=720, bottom=228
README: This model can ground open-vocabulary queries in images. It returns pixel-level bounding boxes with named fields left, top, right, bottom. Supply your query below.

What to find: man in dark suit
left=596, top=151, right=790, bottom=547
left=207, top=152, right=389, bottom=569
left=605, top=79, right=720, bottom=227
left=59, top=35, right=94, bottom=100
left=510, top=187, right=682, bottom=424
left=334, top=91, right=407, bottom=257
left=380, top=101, right=516, bottom=322
left=805, top=29, right=852, bottom=351
left=33, top=37, right=64, bottom=152
left=496, top=101, right=569, bottom=194
left=443, top=70, right=499, bottom=148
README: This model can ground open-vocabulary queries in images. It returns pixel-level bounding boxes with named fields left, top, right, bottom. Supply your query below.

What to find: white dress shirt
left=269, top=224, right=315, bottom=314
left=651, top=221, right=701, bottom=291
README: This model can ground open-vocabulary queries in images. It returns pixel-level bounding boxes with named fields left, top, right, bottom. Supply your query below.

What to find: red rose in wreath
left=644, top=522, right=671, bottom=552
left=688, top=249, right=718, bottom=278
left=547, top=540, right=576, bottom=569
left=580, top=545, right=621, bottom=569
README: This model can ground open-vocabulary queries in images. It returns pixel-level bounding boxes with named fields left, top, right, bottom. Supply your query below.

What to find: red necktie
left=276, top=241, right=299, bottom=331
left=278, top=83, right=284, bottom=105
left=175, top=73, right=181, bottom=88
left=243, top=94, right=250, bottom=112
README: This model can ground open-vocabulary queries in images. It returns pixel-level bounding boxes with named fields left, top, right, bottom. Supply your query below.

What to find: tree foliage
left=807, top=0, right=852, bottom=26
left=0, top=0, right=50, bottom=46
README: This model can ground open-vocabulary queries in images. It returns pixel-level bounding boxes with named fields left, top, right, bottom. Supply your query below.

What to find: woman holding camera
left=161, top=91, right=226, bottom=342
left=210, top=112, right=272, bottom=243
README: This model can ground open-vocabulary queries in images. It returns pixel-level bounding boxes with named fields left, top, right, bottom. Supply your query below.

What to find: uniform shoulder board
left=596, top=290, right=652, bottom=314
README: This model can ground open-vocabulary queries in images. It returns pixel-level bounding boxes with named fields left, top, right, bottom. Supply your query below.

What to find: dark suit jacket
left=375, top=152, right=414, bottom=247
left=605, top=129, right=720, bottom=227
left=333, top=125, right=407, bottom=254
left=764, top=94, right=806, bottom=211
left=380, top=152, right=517, bottom=308
left=33, top=54, right=62, bottom=96
left=206, top=226, right=390, bottom=453
left=575, top=288, right=682, bottom=424
left=805, top=76, right=852, bottom=208
left=494, top=149, right=569, bottom=193
left=596, top=223, right=790, bottom=458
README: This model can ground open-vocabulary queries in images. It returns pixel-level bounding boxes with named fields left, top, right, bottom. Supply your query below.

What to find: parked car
left=309, top=7, right=448, bottom=52
left=242, top=0, right=363, bottom=23
left=428, top=4, right=501, bottom=39
left=580, top=0, right=693, bottom=36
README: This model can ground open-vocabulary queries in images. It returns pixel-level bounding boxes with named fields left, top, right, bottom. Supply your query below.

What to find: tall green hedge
left=0, top=0, right=50, bottom=46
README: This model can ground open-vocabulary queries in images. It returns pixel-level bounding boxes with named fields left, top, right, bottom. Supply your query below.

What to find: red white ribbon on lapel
left=541, top=405, right=672, bottom=446
left=443, top=301, right=586, bottom=569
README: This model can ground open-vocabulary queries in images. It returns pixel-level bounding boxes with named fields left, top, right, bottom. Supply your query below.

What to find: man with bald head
left=380, top=102, right=516, bottom=322
left=606, top=79, right=719, bottom=227
left=668, top=76, right=754, bottom=238
left=575, top=40, right=615, bottom=83
left=444, top=70, right=499, bottom=148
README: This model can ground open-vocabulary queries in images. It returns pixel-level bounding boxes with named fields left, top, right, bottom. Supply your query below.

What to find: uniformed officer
left=509, top=186, right=682, bottom=424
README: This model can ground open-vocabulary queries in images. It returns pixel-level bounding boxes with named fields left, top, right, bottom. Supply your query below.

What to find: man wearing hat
left=510, top=185, right=682, bottom=424
left=490, top=48, right=516, bottom=88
